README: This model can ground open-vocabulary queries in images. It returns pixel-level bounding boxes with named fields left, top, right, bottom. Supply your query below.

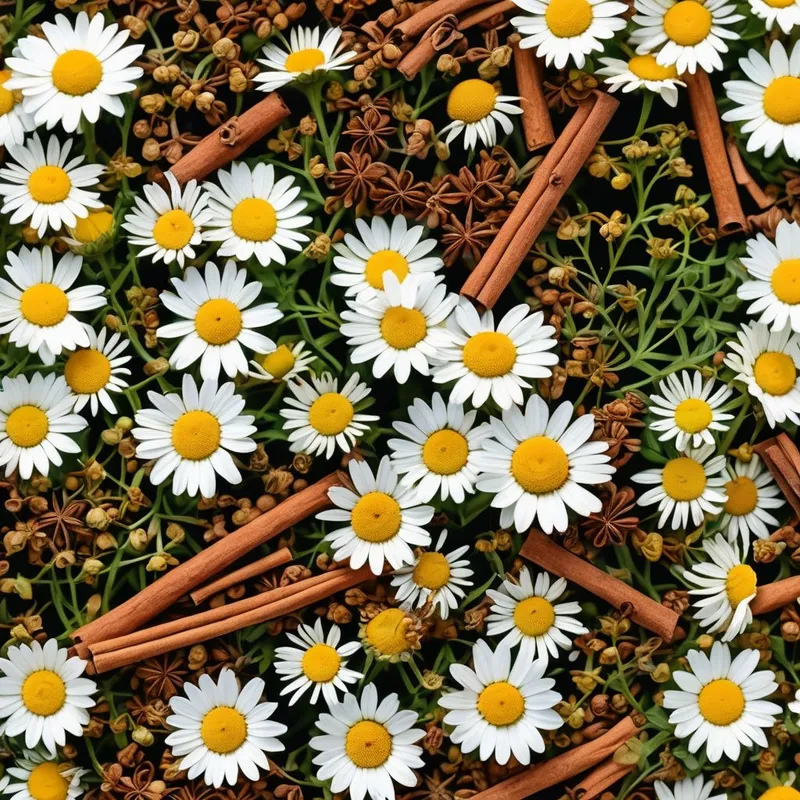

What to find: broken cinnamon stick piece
left=513, top=42, right=554, bottom=151
left=726, top=136, right=773, bottom=210
left=764, top=443, right=800, bottom=519
left=391, top=0, right=489, bottom=39
left=751, top=575, right=800, bottom=615
left=571, top=758, right=634, bottom=800
left=520, top=529, right=679, bottom=641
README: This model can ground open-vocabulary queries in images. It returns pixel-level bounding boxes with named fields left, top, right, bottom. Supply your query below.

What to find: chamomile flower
left=2, top=750, right=88, bottom=800
left=0, top=639, right=97, bottom=753
left=0, top=373, right=86, bottom=480
left=474, top=395, right=615, bottom=534
left=486, top=566, right=588, bottom=666
left=274, top=618, right=362, bottom=706
left=202, top=162, right=311, bottom=267
left=654, top=777, right=724, bottom=800
left=318, top=456, right=433, bottom=574
left=332, top=216, right=443, bottom=299
left=157, top=260, right=282, bottom=380
left=249, top=341, right=314, bottom=383
left=0, top=246, right=105, bottom=365
left=723, top=41, right=800, bottom=160
left=122, top=172, right=212, bottom=267
left=724, top=321, right=800, bottom=427
left=254, top=26, right=356, bottom=93
left=432, top=298, right=558, bottom=410
left=438, top=639, right=562, bottom=766
left=165, top=669, right=286, bottom=788
left=133, top=375, right=256, bottom=498
left=663, top=641, right=780, bottom=762
left=748, top=0, right=800, bottom=32
left=630, top=0, right=744, bottom=74
left=63, top=325, right=131, bottom=416
left=359, top=608, right=420, bottom=663
left=597, top=55, right=685, bottom=107
left=439, top=79, right=522, bottom=150
left=632, top=444, right=727, bottom=530
left=309, top=684, right=425, bottom=800
left=648, top=371, right=734, bottom=450
left=0, top=70, right=36, bottom=147
left=63, top=209, right=115, bottom=249
left=0, top=134, right=103, bottom=237
left=683, top=534, right=756, bottom=642
left=280, top=372, right=378, bottom=459
left=390, top=531, right=474, bottom=619
left=790, top=688, right=800, bottom=715
left=511, top=0, right=627, bottom=69
left=340, top=274, right=457, bottom=384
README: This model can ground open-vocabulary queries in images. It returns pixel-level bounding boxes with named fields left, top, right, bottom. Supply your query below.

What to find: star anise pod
left=135, top=654, right=187, bottom=701
left=343, top=106, right=396, bottom=157
left=581, top=484, right=641, bottom=547
left=117, top=762, right=171, bottom=800
left=126, top=696, right=170, bottom=727
left=34, top=494, right=90, bottom=550
left=325, top=151, right=386, bottom=214
left=440, top=208, right=497, bottom=266
left=172, top=783, right=224, bottom=800
left=370, top=167, right=431, bottom=217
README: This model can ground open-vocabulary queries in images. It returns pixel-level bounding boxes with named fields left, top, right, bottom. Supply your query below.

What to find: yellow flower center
left=761, top=0, right=795, bottom=7
left=194, top=298, right=243, bottom=345
left=511, top=436, right=570, bottom=495
left=447, top=79, right=498, bottom=123
left=513, top=595, right=556, bottom=636
left=674, top=397, right=713, bottom=433
left=661, top=457, right=707, bottom=501
left=152, top=209, right=195, bottom=250
left=64, top=348, right=112, bottom=395
left=627, top=54, right=679, bottom=81
left=412, top=551, right=452, bottom=590
left=284, top=47, right=327, bottom=73
left=462, top=331, right=517, bottom=377
left=27, top=762, right=69, bottom=800
left=171, top=410, right=221, bottom=460
left=725, top=563, right=757, bottom=607
left=21, top=670, right=66, bottom=716
left=763, top=77, right=800, bottom=125
left=52, top=50, right=103, bottom=96
left=477, top=681, right=525, bottom=726
left=770, top=258, right=800, bottom=303
left=308, top=392, right=354, bottom=435
left=6, top=406, right=49, bottom=448
left=365, top=608, right=411, bottom=655
left=345, top=720, right=392, bottom=768
left=663, top=0, right=713, bottom=45
left=380, top=307, right=427, bottom=350
left=754, top=351, right=796, bottom=396
left=0, top=70, right=16, bottom=116
left=259, top=345, right=296, bottom=379
left=72, top=210, right=114, bottom=244
left=697, top=678, right=745, bottom=725
left=422, top=429, right=469, bottom=475
left=351, top=492, right=402, bottom=543
left=759, top=790, right=800, bottom=800
left=724, top=476, right=758, bottom=516
left=545, top=0, right=594, bottom=37
left=20, top=283, right=69, bottom=327
left=301, top=643, right=342, bottom=682
left=200, top=706, right=248, bottom=754
left=28, top=166, right=72, bottom=204
left=231, top=198, right=278, bottom=242
left=364, top=250, right=410, bottom=290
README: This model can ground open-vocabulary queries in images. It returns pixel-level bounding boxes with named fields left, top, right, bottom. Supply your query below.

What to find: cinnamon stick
left=571, top=758, right=634, bottom=800
left=751, top=576, right=800, bottom=615
left=764, top=443, right=800, bottom=518
left=726, top=136, right=773, bottom=210
left=470, top=716, right=641, bottom=800
left=513, top=42, right=554, bottom=151
left=520, top=530, right=679, bottom=641
left=684, top=71, right=746, bottom=234
left=190, top=547, right=293, bottom=605
left=391, top=0, right=489, bottom=39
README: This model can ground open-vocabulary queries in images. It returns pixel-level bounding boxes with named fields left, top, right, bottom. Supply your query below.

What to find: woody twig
left=726, top=135, right=774, bottom=210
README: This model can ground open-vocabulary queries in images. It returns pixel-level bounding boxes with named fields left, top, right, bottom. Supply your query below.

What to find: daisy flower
left=648, top=370, right=734, bottom=450
left=254, top=26, right=356, bottom=93
left=0, top=70, right=36, bottom=147
left=597, top=55, right=685, bottom=107
left=132, top=375, right=256, bottom=498
left=723, top=41, right=800, bottom=161
left=63, top=325, right=131, bottom=417
left=654, top=777, right=724, bottom=800
left=122, top=173, right=212, bottom=267
left=790, top=689, right=800, bottom=715
left=388, top=392, right=489, bottom=504
left=630, top=0, right=744, bottom=74
left=0, top=373, right=86, bottom=480
left=724, top=321, right=800, bottom=427
left=203, top=162, right=311, bottom=267
left=683, top=534, right=756, bottom=642
left=438, top=639, right=562, bottom=766
left=432, top=298, right=558, bottom=410
left=157, top=260, right=282, bottom=380
left=0, top=134, right=103, bottom=238
left=165, top=669, right=286, bottom=788
left=511, top=0, right=627, bottom=69
left=340, top=274, right=457, bottom=384
left=309, top=684, right=424, bottom=800
left=332, top=216, right=443, bottom=299
left=63, top=209, right=115, bottom=249
left=486, top=566, right=588, bottom=666
left=439, top=79, right=522, bottom=150
left=359, top=608, right=420, bottom=663
left=318, top=456, right=433, bottom=574
left=390, top=531, right=474, bottom=619
left=474, top=395, right=615, bottom=534
left=0, top=639, right=96, bottom=753
left=663, top=641, right=780, bottom=762
left=280, top=372, right=378, bottom=459
left=0, top=246, right=105, bottom=365
left=632, top=444, right=727, bottom=530
left=748, top=0, right=800, bottom=32
left=2, top=750, right=88, bottom=800
left=249, top=341, right=314, bottom=383
left=274, top=618, right=362, bottom=706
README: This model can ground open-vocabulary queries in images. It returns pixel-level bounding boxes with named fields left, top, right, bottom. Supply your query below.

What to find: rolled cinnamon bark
left=391, top=0, right=489, bottom=39
left=513, top=43, right=554, bottom=151
left=751, top=576, right=800, bottom=615
left=761, top=438, right=800, bottom=519
left=726, top=137, right=773, bottom=210
left=571, top=758, right=634, bottom=800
